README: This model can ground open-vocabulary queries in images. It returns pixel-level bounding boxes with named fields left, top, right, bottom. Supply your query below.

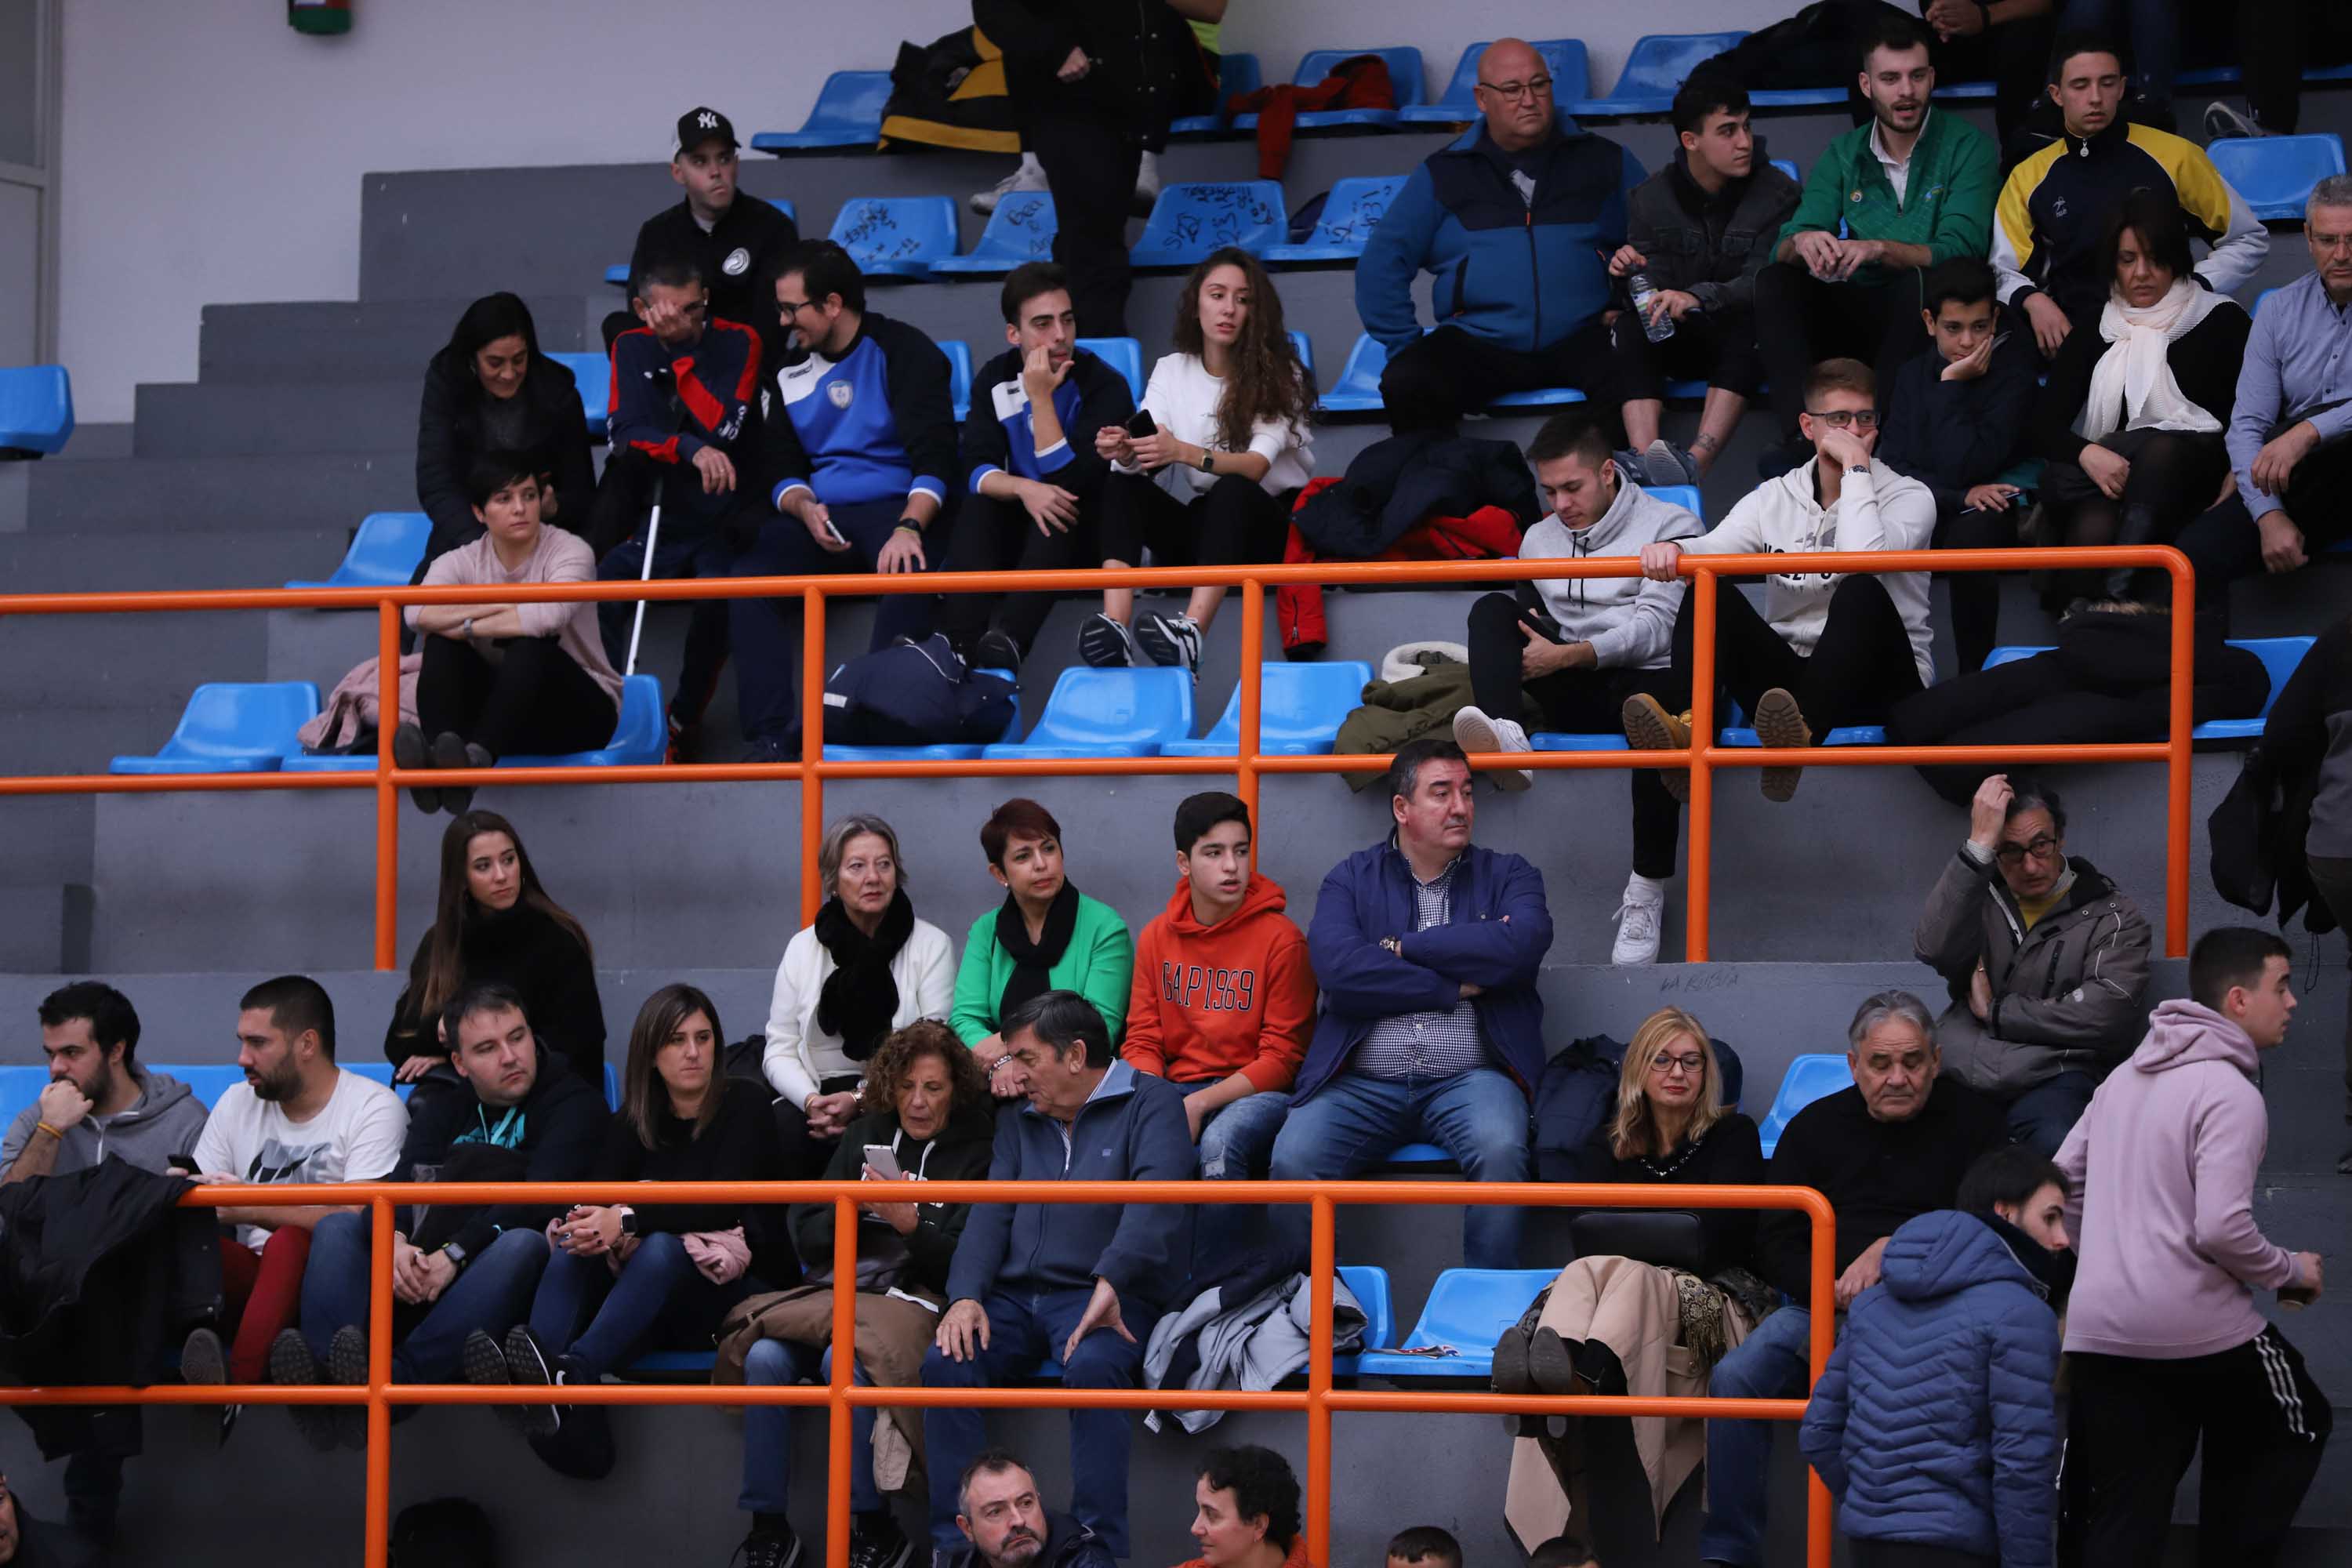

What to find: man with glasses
left=1915, top=773, right=2151, bottom=1154
left=1628, top=358, right=1936, bottom=804
left=1356, top=38, right=1643, bottom=434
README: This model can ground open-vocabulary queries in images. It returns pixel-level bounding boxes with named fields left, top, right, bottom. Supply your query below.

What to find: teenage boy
left=942, top=261, right=1138, bottom=673
left=1629, top=358, right=1937, bottom=804
left=1450, top=411, right=1701, bottom=966
left=1602, top=72, right=1799, bottom=485
left=1876, top=256, right=2039, bottom=674
left=608, top=107, right=800, bottom=360
left=1120, top=793, right=1316, bottom=1180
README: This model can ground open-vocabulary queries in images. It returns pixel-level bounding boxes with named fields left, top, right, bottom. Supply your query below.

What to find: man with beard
left=2, top=982, right=206, bottom=1185
left=939, top=1450, right=1116, bottom=1568
left=1756, top=12, right=1998, bottom=457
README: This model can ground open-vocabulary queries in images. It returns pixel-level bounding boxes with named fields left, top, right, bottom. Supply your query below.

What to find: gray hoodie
left=1519, top=477, right=1701, bottom=671
left=0, top=1069, right=209, bottom=1176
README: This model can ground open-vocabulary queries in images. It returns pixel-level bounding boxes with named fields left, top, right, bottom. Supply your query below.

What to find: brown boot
left=1752, top=686, right=1814, bottom=801
left=1621, top=693, right=1693, bottom=804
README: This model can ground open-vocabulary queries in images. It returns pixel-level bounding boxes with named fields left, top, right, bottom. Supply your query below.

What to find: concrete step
left=24, top=452, right=413, bottom=533
left=133, top=378, right=421, bottom=459
left=0, top=611, right=271, bottom=713
left=198, top=294, right=590, bottom=384
left=0, top=526, right=348, bottom=592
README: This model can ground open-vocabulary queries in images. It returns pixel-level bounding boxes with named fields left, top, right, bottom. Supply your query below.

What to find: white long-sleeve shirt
left=761, top=918, right=956, bottom=1108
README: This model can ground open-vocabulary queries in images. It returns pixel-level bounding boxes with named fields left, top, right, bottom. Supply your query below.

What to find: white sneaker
left=1611, top=881, right=1666, bottom=966
left=1138, top=612, right=1203, bottom=681
left=972, top=153, right=1048, bottom=216
left=2202, top=101, right=2265, bottom=142
left=1452, top=704, right=1534, bottom=790
left=1134, top=150, right=1164, bottom=215
left=1078, top=612, right=1142, bottom=668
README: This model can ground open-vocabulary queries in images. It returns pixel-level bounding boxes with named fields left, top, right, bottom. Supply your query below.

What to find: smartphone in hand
left=863, top=1145, right=906, bottom=1181
left=1125, top=408, right=1158, bottom=440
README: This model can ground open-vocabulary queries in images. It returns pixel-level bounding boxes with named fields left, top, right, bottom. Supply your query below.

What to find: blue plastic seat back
left=1288, top=46, right=1425, bottom=109
left=750, top=71, right=892, bottom=151
left=1757, top=1054, right=1855, bottom=1158
left=1414, top=40, right=1591, bottom=118
left=2208, top=133, right=2347, bottom=222
left=285, top=511, right=431, bottom=591
left=943, top=341, right=974, bottom=424
left=604, top=1063, right=621, bottom=1112
left=503, top=674, right=666, bottom=768
left=1586, top=32, right=1750, bottom=111
left=1166, top=662, right=1374, bottom=756
left=1132, top=181, right=1289, bottom=267
left=827, top=196, right=963, bottom=277
left=1645, top=484, right=1703, bottom=522
left=1288, top=329, right=1316, bottom=383
left=824, top=673, right=1020, bottom=761
left=1265, top=176, right=1410, bottom=262
left=112, top=683, right=321, bottom=775
left=1337, top=1265, right=1395, bottom=1352
left=1079, top=338, right=1147, bottom=405
left=1171, top=53, right=1264, bottom=134
left=0, top=365, right=74, bottom=456
left=1319, top=334, right=1391, bottom=413
left=1017, top=667, right=1195, bottom=750
left=931, top=191, right=1058, bottom=276
left=1359, top=1269, right=1557, bottom=1377
left=1770, top=158, right=1800, bottom=183
left=547, top=351, right=612, bottom=439
left=1985, top=637, right=2309, bottom=739
left=174, top=1063, right=253, bottom=1111
left=0, top=1066, right=49, bottom=1134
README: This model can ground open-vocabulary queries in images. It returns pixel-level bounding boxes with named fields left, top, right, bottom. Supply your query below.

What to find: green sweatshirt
left=950, top=893, right=1135, bottom=1046
left=1777, top=108, right=1998, bottom=282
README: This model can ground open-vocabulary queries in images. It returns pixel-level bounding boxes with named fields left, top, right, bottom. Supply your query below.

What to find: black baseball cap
left=674, top=107, right=739, bottom=156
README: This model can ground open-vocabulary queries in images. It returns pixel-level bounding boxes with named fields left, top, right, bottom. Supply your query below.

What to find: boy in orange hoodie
left=1121, top=793, right=1317, bottom=1179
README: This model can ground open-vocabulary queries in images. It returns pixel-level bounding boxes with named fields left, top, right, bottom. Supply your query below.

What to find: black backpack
left=823, top=633, right=1017, bottom=747
left=390, top=1497, right=496, bottom=1567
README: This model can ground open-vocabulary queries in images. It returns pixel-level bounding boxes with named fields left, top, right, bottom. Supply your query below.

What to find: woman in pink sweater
left=396, top=453, right=623, bottom=813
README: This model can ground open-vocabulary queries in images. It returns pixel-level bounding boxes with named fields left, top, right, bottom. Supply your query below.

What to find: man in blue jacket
left=1268, top=738, right=1554, bottom=1269
left=922, top=990, right=1196, bottom=1562
left=1354, top=38, right=1643, bottom=434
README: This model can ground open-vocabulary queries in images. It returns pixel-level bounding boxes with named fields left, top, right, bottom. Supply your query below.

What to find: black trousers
left=416, top=634, right=618, bottom=760
left=2062, top=1326, right=2331, bottom=1568
left=938, top=483, right=1109, bottom=657
left=2040, top=428, right=2230, bottom=601
left=1934, top=503, right=2020, bottom=678
left=1671, top=574, right=1926, bottom=734
left=1754, top=263, right=1926, bottom=437
left=1851, top=1544, right=1994, bottom=1568
left=1598, top=306, right=1766, bottom=404
left=768, top=1073, right=861, bottom=1184
left=2310, top=854, right=2352, bottom=1122
left=1378, top=319, right=1614, bottom=435
left=1931, top=13, right=2059, bottom=156
left=1467, top=591, right=1687, bottom=879
left=2177, top=433, right=2352, bottom=615
left=2241, top=2, right=2352, bottom=132
left=1030, top=109, right=1141, bottom=338
left=1098, top=471, right=1290, bottom=573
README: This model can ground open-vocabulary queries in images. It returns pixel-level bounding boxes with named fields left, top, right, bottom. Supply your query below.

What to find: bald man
left=1356, top=39, right=1643, bottom=434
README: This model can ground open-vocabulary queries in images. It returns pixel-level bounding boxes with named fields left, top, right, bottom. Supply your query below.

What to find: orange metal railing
left=0, top=546, right=2196, bottom=963
left=0, top=1178, right=1838, bottom=1568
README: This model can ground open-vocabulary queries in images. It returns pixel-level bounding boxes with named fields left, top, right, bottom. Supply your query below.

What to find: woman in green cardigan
left=950, top=797, right=1134, bottom=1098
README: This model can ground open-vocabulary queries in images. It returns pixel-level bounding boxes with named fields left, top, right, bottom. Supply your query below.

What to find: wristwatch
left=895, top=517, right=924, bottom=535
left=439, top=1239, right=470, bottom=1271
left=1196, top=448, right=1216, bottom=475
left=617, top=1208, right=641, bottom=1239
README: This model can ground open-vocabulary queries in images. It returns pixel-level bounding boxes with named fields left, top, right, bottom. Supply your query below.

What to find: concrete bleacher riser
left=197, top=295, right=590, bottom=384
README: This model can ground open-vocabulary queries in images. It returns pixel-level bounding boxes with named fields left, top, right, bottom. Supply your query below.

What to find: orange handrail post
left=365, top=1192, right=396, bottom=1568
left=2165, top=553, right=2195, bottom=956
left=802, top=585, right=829, bottom=919
left=828, top=1193, right=858, bottom=1568
left=1305, top=1192, right=1335, bottom=1566
left=1685, top=569, right=1720, bottom=964
left=374, top=602, right=401, bottom=970
left=1237, top=577, right=1265, bottom=871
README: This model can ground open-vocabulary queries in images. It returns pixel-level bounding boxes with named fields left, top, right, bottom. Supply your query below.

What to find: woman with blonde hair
left=1497, top=1007, right=1766, bottom=1550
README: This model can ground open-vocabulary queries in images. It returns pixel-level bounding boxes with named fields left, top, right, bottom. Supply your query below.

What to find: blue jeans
left=920, top=1287, right=1157, bottom=1556
left=527, top=1231, right=748, bottom=1380
left=299, top=1213, right=552, bottom=1383
left=2005, top=1069, right=2097, bottom=1157
left=1197, top=1091, right=1290, bottom=1180
left=739, top=1339, right=882, bottom=1515
left=1267, top=1068, right=1532, bottom=1269
left=1700, top=1305, right=1820, bottom=1567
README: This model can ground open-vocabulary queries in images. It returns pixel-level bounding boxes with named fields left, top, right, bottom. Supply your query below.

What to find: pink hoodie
left=2055, top=999, right=2304, bottom=1359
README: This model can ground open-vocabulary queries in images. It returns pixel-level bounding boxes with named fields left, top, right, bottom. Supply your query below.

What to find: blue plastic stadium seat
left=1646, top=484, right=1703, bottom=520
left=1531, top=731, right=1629, bottom=752
left=1338, top=1265, right=1395, bottom=1364
left=1933, top=79, right=1998, bottom=101
left=546, top=351, right=612, bottom=440
left=1131, top=182, right=1289, bottom=269
left=1757, top=1054, right=1856, bottom=1158
left=604, top=1063, right=621, bottom=1112
left=1984, top=637, right=2310, bottom=741
left=1383, top=1142, right=1455, bottom=1168
left=2209, top=133, right=2347, bottom=222
left=1163, top=662, right=1374, bottom=757
left=111, top=683, right=321, bottom=775
left=172, top=1063, right=254, bottom=1110
left=1571, top=33, right=1749, bottom=116
left=1263, top=176, right=1409, bottom=264
left=1770, top=158, right=1800, bottom=183
left=1318, top=334, right=1390, bottom=413
left=750, top=71, right=893, bottom=153
left=1171, top=53, right=1264, bottom=136
left=1080, top=337, right=1147, bottom=405
left=828, top=196, right=963, bottom=279
left=1355, top=1269, right=1558, bottom=1380
left=1718, top=724, right=1887, bottom=747
left=1490, top=383, right=1586, bottom=410
left=502, top=674, right=670, bottom=768
left=0, top=1066, right=49, bottom=1133
left=0, top=365, right=74, bottom=456
left=284, top=512, right=432, bottom=592
left=1289, top=329, right=1316, bottom=384
left=825, top=672, right=1019, bottom=761
left=1402, top=39, right=1592, bottom=125
left=931, top=192, right=1057, bottom=278
left=980, top=668, right=1193, bottom=759
left=943, top=341, right=974, bottom=424
left=1234, top=48, right=1425, bottom=132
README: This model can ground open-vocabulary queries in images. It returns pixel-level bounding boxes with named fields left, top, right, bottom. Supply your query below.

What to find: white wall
left=58, top=0, right=1759, bottom=422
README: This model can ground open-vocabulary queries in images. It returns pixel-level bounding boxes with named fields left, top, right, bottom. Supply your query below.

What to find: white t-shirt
left=194, top=1068, right=409, bottom=1250
left=1118, top=353, right=1314, bottom=501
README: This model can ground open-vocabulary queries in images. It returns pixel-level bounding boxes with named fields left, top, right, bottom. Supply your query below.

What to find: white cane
left=623, top=502, right=662, bottom=677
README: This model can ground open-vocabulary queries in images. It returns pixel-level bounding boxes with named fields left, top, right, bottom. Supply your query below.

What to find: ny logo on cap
left=697, top=111, right=717, bottom=129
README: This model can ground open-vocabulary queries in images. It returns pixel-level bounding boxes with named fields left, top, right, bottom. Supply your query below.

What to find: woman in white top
left=763, top=814, right=956, bottom=1177
left=397, top=452, right=622, bottom=815
left=1087, top=246, right=1314, bottom=678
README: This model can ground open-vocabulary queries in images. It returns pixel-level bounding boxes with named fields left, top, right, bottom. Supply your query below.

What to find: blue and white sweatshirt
left=962, top=345, right=1135, bottom=495
left=760, top=311, right=958, bottom=511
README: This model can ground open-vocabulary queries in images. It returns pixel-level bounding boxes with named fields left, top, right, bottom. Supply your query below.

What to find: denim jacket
left=1623, top=151, right=1801, bottom=315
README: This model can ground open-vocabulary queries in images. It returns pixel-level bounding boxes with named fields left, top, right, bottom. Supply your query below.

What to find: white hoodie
left=1519, top=477, right=1703, bottom=672
left=1681, top=458, right=1939, bottom=686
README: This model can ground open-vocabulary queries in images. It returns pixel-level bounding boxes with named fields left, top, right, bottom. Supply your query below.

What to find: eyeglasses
left=776, top=299, right=811, bottom=317
left=1995, top=833, right=2061, bottom=865
left=1648, top=1051, right=1706, bottom=1077
left=1806, top=408, right=1880, bottom=430
left=1475, top=76, right=1554, bottom=102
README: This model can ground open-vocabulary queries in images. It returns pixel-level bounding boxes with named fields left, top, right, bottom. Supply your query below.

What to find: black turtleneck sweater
left=384, top=901, right=606, bottom=1086
left=1602, top=1111, right=1767, bottom=1276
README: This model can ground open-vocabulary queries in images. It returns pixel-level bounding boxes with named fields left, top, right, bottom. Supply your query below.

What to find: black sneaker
left=463, top=1327, right=533, bottom=1436
left=391, top=723, right=440, bottom=815
left=269, top=1327, right=346, bottom=1454
left=848, top=1511, right=915, bottom=1568
left=1077, top=612, right=1142, bottom=668
left=1138, top=612, right=1203, bottom=681
left=324, top=1323, right=372, bottom=1450
left=430, top=731, right=475, bottom=815
left=501, top=1324, right=563, bottom=1439
left=180, top=1325, right=240, bottom=1448
left=732, top=1526, right=804, bottom=1568
left=972, top=628, right=1023, bottom=677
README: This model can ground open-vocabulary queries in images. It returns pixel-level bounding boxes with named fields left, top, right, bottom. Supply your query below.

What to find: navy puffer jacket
left=1798, top=1210, right=2062, bottom=1568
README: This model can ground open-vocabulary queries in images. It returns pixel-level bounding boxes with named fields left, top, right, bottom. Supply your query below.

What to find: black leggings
left=2039, top=428, right=2229, bottom=602
left=1098, top=471, right=1290, bottom=573
left=416, top=634, right=618, bottom=760
left=1670, top=574, right=1926, bottom=734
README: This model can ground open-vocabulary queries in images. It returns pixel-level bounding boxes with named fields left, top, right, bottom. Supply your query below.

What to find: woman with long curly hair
left=1084, top=247, right=1314, bottom=677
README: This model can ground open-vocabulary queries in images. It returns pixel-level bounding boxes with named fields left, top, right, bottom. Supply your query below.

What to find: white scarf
left=2076, top=278, right=2226, bottom=443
